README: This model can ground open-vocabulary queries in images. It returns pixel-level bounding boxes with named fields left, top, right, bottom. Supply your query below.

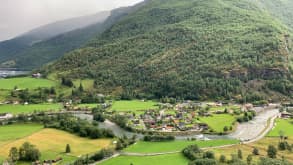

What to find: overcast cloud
left=0, top=0, right=143, bottom=41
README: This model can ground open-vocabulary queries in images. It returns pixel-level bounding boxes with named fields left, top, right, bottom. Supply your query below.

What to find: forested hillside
left=45, top=0, right=293, bottom=101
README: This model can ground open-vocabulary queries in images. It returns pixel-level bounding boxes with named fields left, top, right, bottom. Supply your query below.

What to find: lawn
left=110, top=100, right=159, bottom=114
left=124, top=139, right=239, bottom=153
left=199, top=114, right=236, bottom=133
left=267, top=119, right=293, bottom=137
left=0, top=124, right=43, bottom=146
left=0, top=104, right=62, bottom=115
left=0, top=128, right=113, bottom=164
left=100, top=153, right=189, bottom=165
left=0, top=77, right=56, bottom=90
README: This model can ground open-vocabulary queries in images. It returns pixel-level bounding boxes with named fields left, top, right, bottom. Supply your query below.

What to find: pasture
left=267, top=119, right=293, bottom=137
left=123, top=139, right=239, bottom=153
left=110, top=100, right=159, bottom=114
left=0, top=77, right=56, bottom=90
left=0, top=104, right=62, bottom=115
left=208, top=105, right=240, bottom=111
left=199, top=114, right=236, bottom=133
left=0, top=124, right=43, bottom=146
left=211, top=137, right=293, bottom=163
left=0, top=127, right=113, bottom=164
left=100, top=153, right=188, bottom=165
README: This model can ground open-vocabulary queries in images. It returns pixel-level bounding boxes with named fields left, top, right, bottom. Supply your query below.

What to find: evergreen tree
left=238, top=149, right=243, bottom=159
left=66, top=144, right=71, bottom=153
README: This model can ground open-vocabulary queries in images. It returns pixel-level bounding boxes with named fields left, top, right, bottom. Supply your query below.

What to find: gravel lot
left=229, top=108, right=279, bottom=141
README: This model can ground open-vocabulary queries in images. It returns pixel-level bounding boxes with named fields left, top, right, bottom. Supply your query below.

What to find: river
left=75, top=114, right=231, bottom=140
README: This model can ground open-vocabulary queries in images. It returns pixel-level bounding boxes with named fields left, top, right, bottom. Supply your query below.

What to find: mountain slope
left=0, top=11, right=110, bottom=68
left=46, top=0, right=293, bottom=100
left=3, top=6, right=139, bottom=70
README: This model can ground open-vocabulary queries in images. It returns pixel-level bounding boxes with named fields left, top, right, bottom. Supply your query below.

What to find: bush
left=17, top=142, right=41, bottom=161
left=219, top=155, right=226, bottom=163
left=143, top=135, right=175, bottom=142
left=252, top=147, right=259, bottom=155
left=188, top=159, right=217, bottom=165
left=267, top=145, right=277, bottom=158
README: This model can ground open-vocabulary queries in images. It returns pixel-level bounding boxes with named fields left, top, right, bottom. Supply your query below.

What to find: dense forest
left=43, top=0, right=293, bottom=101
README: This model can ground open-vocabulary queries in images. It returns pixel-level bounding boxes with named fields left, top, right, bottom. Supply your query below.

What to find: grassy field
left=267, top=119, right=293, bottom=137
left=211, top=137, right=293, bottom=163
left=0, top=77, right=56, bottom=90
left=209, top=105, right=240, bottom=111
left=0, top=128, right=113, bottom=164
left=110, top=100, right=159, bottom=114
left=100, top=153, right=188, bottom=165
left=0, top=124, right=43, bottom=146
left=76, top=104, right=98, bottom=108
left=199, top=114, right=236, bottom=133
left=124, top=139, right=239, bottom=153
left=0, top=104, right=62, bottom=115
left=73, top=79, right=94, bottom=91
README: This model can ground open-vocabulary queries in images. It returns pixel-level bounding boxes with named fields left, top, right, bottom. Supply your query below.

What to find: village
left=108, top=101, right=292, bottom=134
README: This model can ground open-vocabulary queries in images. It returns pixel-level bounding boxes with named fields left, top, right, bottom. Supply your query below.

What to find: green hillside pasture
left=73, top=79, right=95, bottom=91
left=267, top=119, right=293, bottom=137
left=100, top=153, right=188, bottom=165
left=110, top=100, right=159, bottom=114
left=0, top=77, right=56, bottom=90
left=199, top=114, right=236, bottom=133
left=124, top=139, right=239, bottom=153
left=0, top=104, right=62, bottom=115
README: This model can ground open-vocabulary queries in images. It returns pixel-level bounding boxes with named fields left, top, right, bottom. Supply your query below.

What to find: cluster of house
left=125, top=102, right=224, bottom=132
left=118, top=101, right=259, bottom=133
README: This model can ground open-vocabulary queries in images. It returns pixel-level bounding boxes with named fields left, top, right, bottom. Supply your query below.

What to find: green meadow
left=123, top=139, right=239, bottom=153
left=267, top=119, right=293, bottom=137
left=0, top=77, right=56, bottom=90
left=0, top=124, right=43, bottom=146
left=100, top=153, right=188, bottom=165
left=110, top=100, right=159, bottom=114
left=199, top=114, right=236, bottom=133
left=0, top=104, right=62, bottom=115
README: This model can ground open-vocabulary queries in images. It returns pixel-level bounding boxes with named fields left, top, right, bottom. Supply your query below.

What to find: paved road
left=229, top=108, right=279, bottom=142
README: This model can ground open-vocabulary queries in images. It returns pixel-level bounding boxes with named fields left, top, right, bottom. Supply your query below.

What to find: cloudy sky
left=0, top=0, right=143, bottom=41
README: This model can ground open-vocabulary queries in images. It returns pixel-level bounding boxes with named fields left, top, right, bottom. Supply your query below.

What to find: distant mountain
left=0, top=11, right=110, bottom=68
left=46, top=0, right=293, bottom=101
left=6, top=6, right=142, bottom=70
